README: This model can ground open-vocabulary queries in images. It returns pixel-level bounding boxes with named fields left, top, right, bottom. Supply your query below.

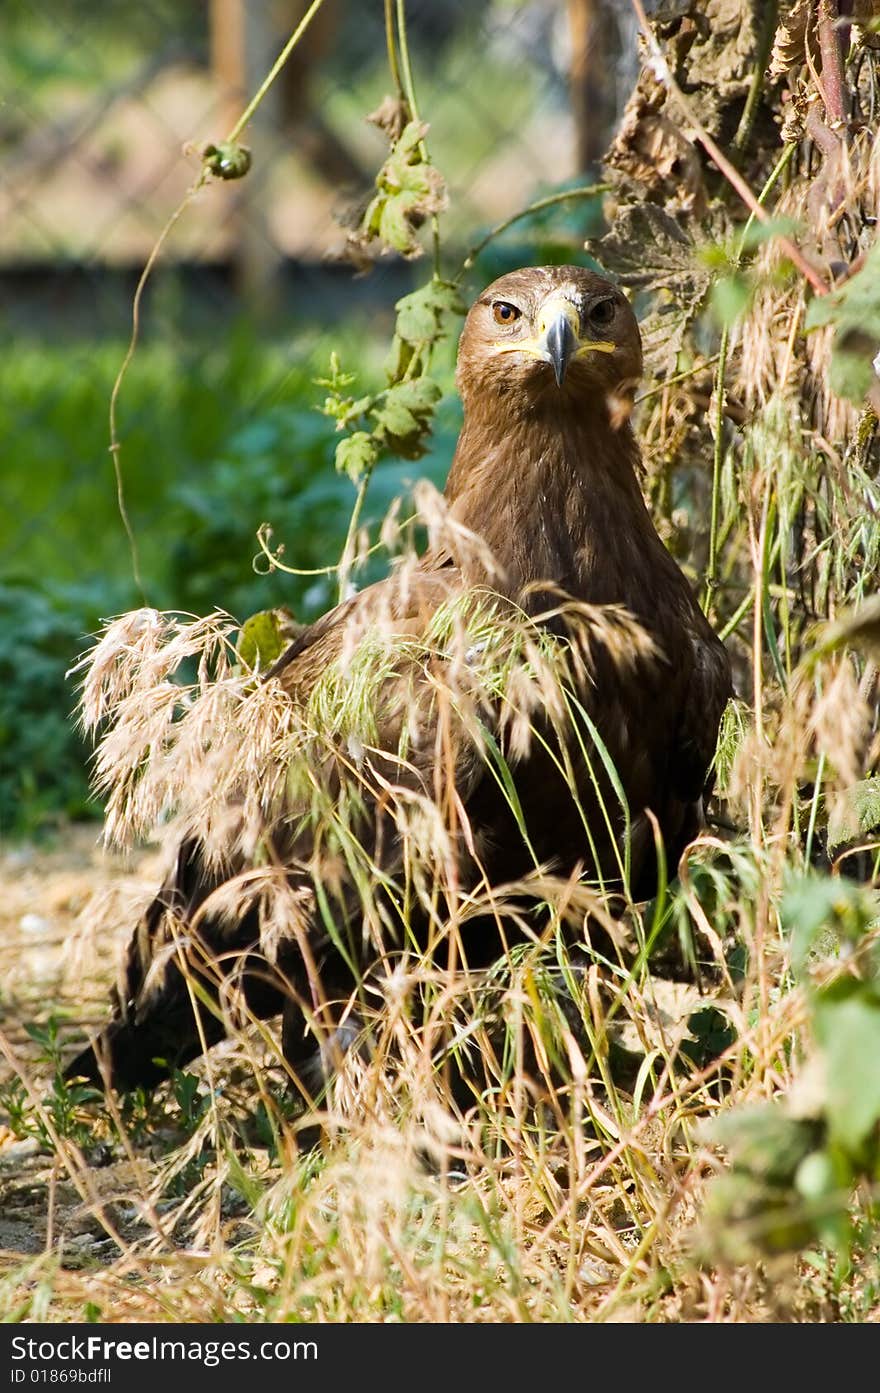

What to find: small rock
left=578, top=1257, right=613, bottom=1286
left=0, top=1138, right=40, bottom=1166
left=20, top=913, right=51, bottom=934
left=64, top=1231, right=100, bottom=1251
left=85, top=1144, right=114, bottom=1169
left=5, top=847, right=35, bottom=871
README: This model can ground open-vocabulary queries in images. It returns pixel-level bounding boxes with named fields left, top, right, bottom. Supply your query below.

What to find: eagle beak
left=536, top=297, right=616, bottom=385
left=540, top=306, right=580, bottom=387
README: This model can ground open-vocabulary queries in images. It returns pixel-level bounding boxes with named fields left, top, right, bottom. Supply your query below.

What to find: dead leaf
left=367, top=95, right=410, bottom=143
left=769, top=0, right=812, bottom=78
left=606, top=83, right=707, bottom=216
left=592, top=204, right=711, bottom=377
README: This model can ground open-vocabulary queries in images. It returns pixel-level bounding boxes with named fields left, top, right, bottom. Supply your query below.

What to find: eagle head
left=456, top=265, right=642, bottom=413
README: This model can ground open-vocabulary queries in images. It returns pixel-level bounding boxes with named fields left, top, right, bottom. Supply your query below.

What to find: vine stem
left=109, top=190, right=205, bottom=601
left=394, top=0, right=441, bottom=276
left=108, top=0, right=330, bottom=597
left=328, top=0, right=445, bottom=604
left=459, top=184, right=612, bottom=274
left=816, top=0, right=847, bottom=125
left=629, top=0, right=829, bottom=297
left=337, top=472, right=374, bottom=603
left=733, top=0, right=779, bottom=151
left=384, top=0, right=404, bottom=100
left=255, top=523, right=385, bottom=578
left=395, top=0, right=420, bottom=123
left=226, top=0, right=329, bottom=144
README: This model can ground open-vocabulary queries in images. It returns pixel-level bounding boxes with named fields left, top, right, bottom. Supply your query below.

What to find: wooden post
left=567, top=0, right=616, bottom=173
left=210, top=0, right=247, bottom=119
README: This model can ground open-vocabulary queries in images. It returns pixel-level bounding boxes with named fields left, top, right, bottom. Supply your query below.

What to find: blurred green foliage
left=0, top=580, right=105, bottom=836
left=0, top=320, right=460, bottom=836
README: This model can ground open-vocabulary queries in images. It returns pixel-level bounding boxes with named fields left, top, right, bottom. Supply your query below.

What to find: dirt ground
left=0, top=826, right=165, bottom=1276
left=0, top=823, right=709, bottom=1306
left=0, top=824, right=162, bottom=1066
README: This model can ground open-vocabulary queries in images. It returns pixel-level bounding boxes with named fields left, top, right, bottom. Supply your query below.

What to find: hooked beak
left=541, top=307, right=579, bottom=387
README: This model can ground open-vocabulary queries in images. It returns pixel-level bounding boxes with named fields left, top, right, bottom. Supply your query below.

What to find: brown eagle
left=68, top=266, right=731, bottom=1093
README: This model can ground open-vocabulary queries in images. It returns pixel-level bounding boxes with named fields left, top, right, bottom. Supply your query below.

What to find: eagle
left=67, top=265, right=731, bottom=1096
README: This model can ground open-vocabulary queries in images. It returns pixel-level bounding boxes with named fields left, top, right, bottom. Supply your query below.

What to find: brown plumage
left=67, top=265, right=731, bottom=1093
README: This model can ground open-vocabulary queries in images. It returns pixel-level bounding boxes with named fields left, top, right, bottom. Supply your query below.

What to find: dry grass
left=5, top=9, right=880, bottom=1330
left=1, top=489, right=874, bottom=1323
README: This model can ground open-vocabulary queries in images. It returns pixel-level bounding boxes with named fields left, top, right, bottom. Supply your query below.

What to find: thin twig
left=384, top=0, right=405, bottom=103
left=337, top=472, right=374, bottom=603
left=109, top=190, right=206, bottom=602
left=817, top=0, right=848, bottom=125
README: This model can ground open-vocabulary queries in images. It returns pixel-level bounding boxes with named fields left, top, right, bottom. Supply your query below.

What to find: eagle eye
left=589, top=298, right=616, bottom=328
left=492, top=301, right=521, bottom=326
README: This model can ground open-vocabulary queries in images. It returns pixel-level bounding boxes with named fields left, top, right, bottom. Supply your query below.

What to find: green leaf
left=805, top=244, right=880, bottom=403
left=395, top=280, right=465, bottom=344
left=794, top=1149, right=837, bottom=1202
left=236, top=610, right=289, bottom=672
left=334, top=431, right=378, bottom=483
left=362, top=191, right=384, bottom=238
left=829, top=332, right=879, bottom=403
left=371, top=378, right=442, bottom=458
left=389, top=377, right=441, bottom=413
left=711, top=272, right=753, bottom=328
left=780, top=872, right=875, bottom=974
left=680, top=1005, right=738, bottom=1067
left=172, top=1069, right=202, bottom=1123
left=814, top=983, right=880, bottom=1152
left=738, top=216, right=800, bottom=253
left=792, top=1149, right=853, bottom=1256
left=700, top=1171, right=818, bottom=1257
left=376, top=398, right=419, bottom=439
left=395, top=164, right=433, bottom=201
left=395, top=120, right=427, bottom=157
left=379, top=196, right=416, bottom=255
left=709, top=1103, right=819, bottom=1185
left=313, top=352, right=356, bottom=393
left=394, top=293, right=436, bottom=342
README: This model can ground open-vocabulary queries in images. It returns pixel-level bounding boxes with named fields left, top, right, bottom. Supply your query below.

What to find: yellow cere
left=493, top=293, right=615, bottom=358
left=492, top=337, right=615, bottom=357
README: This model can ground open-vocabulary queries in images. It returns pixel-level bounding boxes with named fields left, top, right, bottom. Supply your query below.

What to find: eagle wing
left=67, top=560, right=502, bottom=1088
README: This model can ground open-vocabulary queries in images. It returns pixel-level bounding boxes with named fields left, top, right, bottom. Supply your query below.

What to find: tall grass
left=4, top=3, right=880, bottom=1326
